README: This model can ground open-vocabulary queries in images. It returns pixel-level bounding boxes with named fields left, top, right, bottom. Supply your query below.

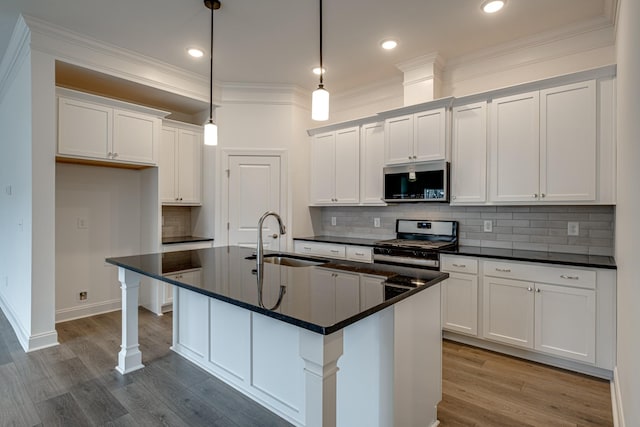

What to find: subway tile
left=589, top=229, right=615, bottom=238
left=548, top=244, right=589, bottom=254
left=589, top=213, right=614, bottom=221
left=513, top=227, right=548, bottom=236
left=497, top=234, right=530, bottom=242
left=466, top=232, right=495, bottom=240
left=588, top=246, right=614, bottom=256
left=496, top=219, right=530, bottom=227
left=460, top=238, right=482, bottom=247
left=513, top=242, right=550, bottom=251
left=531, top=235, right=568, bottom=245
left=581, top=221, right=613, bottom=230
left=513, top=212, right=548, bottom=220
left=491, top=227, right=513, bottom=234
left=498, top=206, right=530, bottom=213
left=480, top=240, right=513, bottom=249
left=548, top=213, right=590, bottom=221
left=480, top=212, right=513, bottom=220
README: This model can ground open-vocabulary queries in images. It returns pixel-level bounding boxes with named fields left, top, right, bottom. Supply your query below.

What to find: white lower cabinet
left=442, top=255, right=615, bottom=375
left=440, top=256, right=478, bottom=336
left=309, top=269, right=360, bottom=324
left=293, top=240, right=373, bottom=263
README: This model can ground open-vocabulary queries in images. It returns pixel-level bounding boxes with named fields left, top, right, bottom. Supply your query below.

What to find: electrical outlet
left=79, top=291, right=88, bottom=301
left=483, top=220, right=493, bottom=232
left=77, top=217, right=88, bottom=229
left=567, top=222, right=579, bottom=236
left=374, top=217, right=381, bottom=228
left=331, top=216, right=337, bottom=226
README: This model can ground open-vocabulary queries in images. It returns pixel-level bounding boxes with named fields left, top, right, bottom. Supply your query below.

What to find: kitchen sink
left=246, top=254, right=326, bottom=267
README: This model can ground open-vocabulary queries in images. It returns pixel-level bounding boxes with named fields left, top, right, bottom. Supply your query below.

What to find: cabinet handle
left=330, top=250, right=340, bottom=253
left=452, top=263, right=466, bottom=268
left=355, top=252, right=365, bottom=256
left=408, top=156, right=412, bottom=160
left=560, top=274, right=579, bottom=280
left=533, top=194, right=538, bottom=198
left=413, top=155, right=417, bottom=159
left=541, top=193, right=546, bottom=198
left=303, top=246, right=312, bottom=250
left=527, top=287, right=533, bottom=292
left=536, top=288, right=541, bottom=293
left=495, top=268, right=511, bottom=273
left=107, top=152, right=113, bottom=158
left=453, top=195, right=457, bottom=200
left=112, top=153, right=118, bottom=158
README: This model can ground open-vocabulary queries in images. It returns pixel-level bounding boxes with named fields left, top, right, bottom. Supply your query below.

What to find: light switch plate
left=568, top=222, right=579, bottom=236
left=374, top=217, right=381, bottom=228
left=483, top=220, right=493, bottom=232
left=331, top=216, right=336, bottom=226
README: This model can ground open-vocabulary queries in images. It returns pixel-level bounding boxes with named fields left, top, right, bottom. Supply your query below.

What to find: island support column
left=115, top=267, right=145, bottom=374
left=299, top=330, right=344, bottom=427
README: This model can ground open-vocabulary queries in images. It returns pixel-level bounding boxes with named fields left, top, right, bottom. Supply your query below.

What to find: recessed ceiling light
left=312, top=67, right=326, bottom=76
left=187, top=48, right=205, bottom=58
left=481, top=0, right=505, bottom=14
left=381, top=39, right=398, bottom=50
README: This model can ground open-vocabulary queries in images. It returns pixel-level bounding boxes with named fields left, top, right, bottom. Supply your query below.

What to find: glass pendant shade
left=204, top=120, right=218, bottom=146
left=312, top=85, right=330, bottom=121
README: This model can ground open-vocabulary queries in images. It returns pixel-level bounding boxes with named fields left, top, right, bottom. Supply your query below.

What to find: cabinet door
left=310, top=132, right=336, bottom=204
left=414, top=108, right=446, bottom=162
left=442, top=273, right=478, bottom=336
left=159, top=127, right=178, bottom=203
left=451, top=102, right=487, bottom=204
left=334, top=127, right=360, bottom=204
left=489, top=92, right=540, bottom=202
left=534, top=283, right=596, bottom=363
left=309, top=269, right=336, bottom=325
left=360, top=122, right=385, bottom=205
left=483, top=276, right=534, bottom=348
left=334, top=272, right=360, bottom=321
left=540, top=81, right=597, bottom=202
left=113, top=110, right=157, bottom=164
left=177, top=129, right=202, bottom=204
left=58, top=97, right=111, bottom=159
left=360, top=274, right=385, bottom=311
left=384, top=114, right=414, bottom=165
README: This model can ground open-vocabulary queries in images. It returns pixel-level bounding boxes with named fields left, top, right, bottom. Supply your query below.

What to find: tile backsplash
left=315, top=205, right=615, bottom=256
left=162, top=206, right=192, bottom=238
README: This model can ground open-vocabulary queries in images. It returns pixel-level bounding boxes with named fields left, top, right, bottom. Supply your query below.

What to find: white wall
left=55, top=163, right=145, bottom=322
left=614, top=0, right=640, bottom=424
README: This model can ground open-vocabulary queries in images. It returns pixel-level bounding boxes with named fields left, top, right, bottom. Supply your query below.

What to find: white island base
left=115, top=267, right=442, bottom=427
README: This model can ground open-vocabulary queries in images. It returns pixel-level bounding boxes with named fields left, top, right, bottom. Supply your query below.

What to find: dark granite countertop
left=441, top=246, right=616, bottom=270
left=162, top=236, right=214, bottom=245
left=294, top=236, right=381, bottom=247
left=106, top=246, right=448, bottom=335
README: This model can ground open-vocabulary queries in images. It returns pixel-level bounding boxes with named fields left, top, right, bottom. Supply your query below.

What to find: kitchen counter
left=107, top=246, right=448, bottom=334
left=106, top=245, right=445, bottom=427
left=162, top=235, right=214, bottom=245
left=442, top=245, right=617, bottom=269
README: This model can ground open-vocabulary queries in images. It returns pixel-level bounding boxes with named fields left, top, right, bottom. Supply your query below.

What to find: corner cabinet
left=450, top=102, right=487, bottom=204
left=384, top=108, right=447, bottom=165
left=309, top=127, right=360, bottom=205
left=159, top=122, right=203, bottom=205
left=57, top=88, right=167, bottom=166
left=489, top=81, right=597, bottom=203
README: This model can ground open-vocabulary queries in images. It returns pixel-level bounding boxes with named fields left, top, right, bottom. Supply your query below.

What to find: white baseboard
left=611, top=366, right=625, bottom=427
left=55, top=299, right=121, bottom=323
left=0, top=292, right=59, bottom=352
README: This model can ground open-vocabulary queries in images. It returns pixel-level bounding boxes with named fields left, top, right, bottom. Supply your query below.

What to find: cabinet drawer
left=294, top=241, right=346, bottom=259
left=162, top=241, right=213, bottom=253
left=346, top=246, right=373, bottom=263
left=484, top=260, right=596, bottom=289
left=441, top=256, right=478, bottom=274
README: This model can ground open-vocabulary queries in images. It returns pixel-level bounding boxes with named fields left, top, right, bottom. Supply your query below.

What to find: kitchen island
left=106, top=246, right=448, bottom=427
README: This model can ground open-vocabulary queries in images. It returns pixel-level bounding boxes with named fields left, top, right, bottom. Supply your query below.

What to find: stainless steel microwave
left=383, top=161, right=449, bottom=203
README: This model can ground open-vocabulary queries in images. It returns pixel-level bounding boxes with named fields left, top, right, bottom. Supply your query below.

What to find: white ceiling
left=0, top=0, right=614, bottom=96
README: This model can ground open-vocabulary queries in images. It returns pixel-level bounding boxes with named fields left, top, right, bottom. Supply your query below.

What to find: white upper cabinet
left=309, top=127, right=360, bottom=205
left=451, top=102, right=488, bottom=204
left=57, top=89, right=165, bottom=166
left=360, top=122, right=386, bottom=205
left=384, top=107, right=447, bottom=165
left=159, top=122, right=203, bottom=205
left=489, top=81, right=597, bottom=203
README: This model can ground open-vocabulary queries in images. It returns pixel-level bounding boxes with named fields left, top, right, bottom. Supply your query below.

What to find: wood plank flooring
left=0, top=307, right=613, bottom=426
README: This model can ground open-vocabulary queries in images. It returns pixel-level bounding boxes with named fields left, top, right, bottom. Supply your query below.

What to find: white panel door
left=451, top=102, right=487, bottom=204
left=534, top=283, right=596, bottom=363
left=414, top=108, right=446, bottom=162
left=159, top=127, right=177, bottom=203
left=309, top=132, right=335, bottom=204
left=228, top=155, right=282, bottom=249
left=483, top=276, right=534, bottom=349
left=384, top=114, right=414, bottom=165
left=334, top=127, right=360, bottom=204
left=113, top=110, right=157, bottom=164
left=58, top=97, right=111, bottom=159
left=540, top=81, right=597, bottom=202
left=490, top=92, right=540, bottom=202
left=176, top=129, right=202, bottom=204
left=442, top=273, right=478, bottom=336
left=360, top=122, right=385, bottom=205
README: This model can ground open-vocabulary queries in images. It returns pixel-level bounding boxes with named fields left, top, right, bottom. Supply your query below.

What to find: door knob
left=271, top=234, right=278, bottom=239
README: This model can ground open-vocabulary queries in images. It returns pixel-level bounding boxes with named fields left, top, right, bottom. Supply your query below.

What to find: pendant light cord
left=319, top=0, right=323, bottom=86
left=209, top=3, right=214, bottom=121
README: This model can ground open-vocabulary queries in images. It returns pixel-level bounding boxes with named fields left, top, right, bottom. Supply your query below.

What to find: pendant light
left=311, top=0, right=329, bottom=121
left=204, top=0, right=220, bottom=146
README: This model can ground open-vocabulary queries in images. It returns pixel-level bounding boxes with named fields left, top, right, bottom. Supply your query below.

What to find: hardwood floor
left=438, top=340, right=613, bottom=427
left=0, top=308, right=613, bottom=426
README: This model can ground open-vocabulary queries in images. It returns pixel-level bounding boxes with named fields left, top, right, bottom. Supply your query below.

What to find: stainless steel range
left=373, top=219, right=458, bottom=270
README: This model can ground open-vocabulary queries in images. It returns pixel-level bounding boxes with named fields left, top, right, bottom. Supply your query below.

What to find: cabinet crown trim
left=57, top=87, right=170, bottom=118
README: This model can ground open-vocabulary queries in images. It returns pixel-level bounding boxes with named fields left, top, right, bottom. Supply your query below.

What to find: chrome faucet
left=256, top=211, right=287, bottom=266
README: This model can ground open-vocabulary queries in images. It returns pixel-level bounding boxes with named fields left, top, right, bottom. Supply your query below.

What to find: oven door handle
left=373, top=254, right=439, bottom=269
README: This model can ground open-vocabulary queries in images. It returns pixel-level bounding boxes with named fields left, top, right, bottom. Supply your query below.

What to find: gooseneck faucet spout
left=256, top=211, right=287, bottom=267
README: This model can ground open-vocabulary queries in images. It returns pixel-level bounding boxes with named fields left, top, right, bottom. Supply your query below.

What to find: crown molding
left=21, top=15, right=209, bottom=103
left=0, top=16, right=31, bottom=103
